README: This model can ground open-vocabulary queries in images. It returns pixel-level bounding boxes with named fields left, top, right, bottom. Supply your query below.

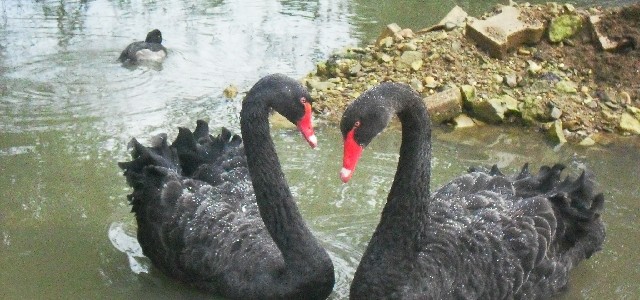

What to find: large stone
left=376, top=23, right=403, bottom=45
left=588, top=15, right=620, bottom=51
left=548, top=14, right=583, bottom=42
left=418, top=5, right=468, bottom=33
left=555, top=80, right=578, bottom=94
left=547, top=120, right=567, bottom=144
left=520, top=96, right=552, bottom=124
left=423, top=87, right=463, bottom=124
left=396, top=51, right=423, bottom=70
left=465, top=6, right=544, bottom=59
left=438, top=5, right=468, bottom=28
left=453, top=114, right=476, bottom=128
left=619, top=113, right=640, bottom=134
left=469, top=94, right=519, bottom=123
left=460, top=85, right=476, bottom=108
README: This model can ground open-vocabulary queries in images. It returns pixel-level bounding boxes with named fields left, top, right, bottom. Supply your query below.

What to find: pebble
left=578, top=136, right=596, bottom=146
left=424, top=76, right=438, bottom=88
left=551, top=107, right=563, bottom=119
left=527, top=60, right=542, bottom=73
left=410, top=78, right=424, bottom=92
left=518, top=48, right=531, bottom=55
left=504, top=74, right=518, bottom=88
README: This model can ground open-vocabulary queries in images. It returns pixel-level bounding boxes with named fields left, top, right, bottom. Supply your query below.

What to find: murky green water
left=1, top=0, right=638, bottom=299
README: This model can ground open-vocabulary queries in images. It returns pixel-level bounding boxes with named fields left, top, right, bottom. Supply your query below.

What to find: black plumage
left=118, top=29, right=167, bottom=64
left=118, top=74, right=334, bottom=299
left=341, top=83, right=605, bottom=299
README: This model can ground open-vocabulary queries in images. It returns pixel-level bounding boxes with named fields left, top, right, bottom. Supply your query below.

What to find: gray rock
left=504, top=74, right=518, bottom=88
left=555, top=80, right=578, bottom=94
left=465, top=6, right=544, bottom=59
left=453, top=114, right=476, bottom=128
left=438, top=5, right=468, bottom=28
left=397, top=51, right=423, bottom=70
left=423, top=87, right=463, bottom=124
left=469, top=94, right=519, bottom=123
left=550, top=107, right=563, bottom=119
left=620, top=113, right=640, bottom=134
left=547, top=120, right=567, bottom=144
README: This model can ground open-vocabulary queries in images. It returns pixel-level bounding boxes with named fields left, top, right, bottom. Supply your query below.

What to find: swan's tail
left=468, top=163, right=604, bottom=297
left=471, top=163, right=606, bottom=265
left=118, top=120, right=244, bottom=212
left=547, top=167, right=605, bottom=263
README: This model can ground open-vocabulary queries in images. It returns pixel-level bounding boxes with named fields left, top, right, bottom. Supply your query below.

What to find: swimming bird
left=119, top=74, right=334, bottom=299
left=118, top=29, right=167, bottom=64
left=340, top=82, right=605, bottom=299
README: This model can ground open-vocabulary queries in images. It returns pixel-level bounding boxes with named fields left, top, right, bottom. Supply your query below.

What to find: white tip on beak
left=340, top=167, right=353, bottom=183
left=307, top=134, right=318, bottom=148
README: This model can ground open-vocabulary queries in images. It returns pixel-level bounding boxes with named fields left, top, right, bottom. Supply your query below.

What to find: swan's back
left=415, top=164, right=604, bottom=299
left=118, top=121, right=282, bottom=295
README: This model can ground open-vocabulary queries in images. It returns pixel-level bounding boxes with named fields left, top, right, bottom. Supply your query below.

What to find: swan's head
left=145, top=29, right=163, bottom=44
left=246, top=74, right=317, bottom=148
left=339, top=84, right=394, bottom=183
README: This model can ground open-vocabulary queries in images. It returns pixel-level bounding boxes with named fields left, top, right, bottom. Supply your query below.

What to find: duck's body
left=118, top=29, right=167, bottom=64
left=119, top=74, right=334, bottom=299
left=340, top=83, right=605, bottom=299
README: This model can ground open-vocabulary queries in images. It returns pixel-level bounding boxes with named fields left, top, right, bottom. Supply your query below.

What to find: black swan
left=339, top=83, right=605, bottom=299
left=118, top=29, right=167, bottom=64
left=118, top=74, right=335, bottom=299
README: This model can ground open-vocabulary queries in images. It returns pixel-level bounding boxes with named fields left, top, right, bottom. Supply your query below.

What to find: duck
left=118, top=74, right=334, bottom=299
left=339, top=82, right=605, bottom=299
left=118, top=29, right=167, bottom=64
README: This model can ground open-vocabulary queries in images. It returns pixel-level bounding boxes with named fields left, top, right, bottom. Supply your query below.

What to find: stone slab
left=465, top=6, right=544, bottom=59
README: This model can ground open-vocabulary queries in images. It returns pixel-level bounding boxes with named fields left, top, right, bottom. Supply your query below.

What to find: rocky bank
left=303, top=2, right=640, bottom=145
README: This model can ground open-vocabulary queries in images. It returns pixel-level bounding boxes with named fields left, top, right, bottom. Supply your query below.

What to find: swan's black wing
left=118, top=121, right=281, bottom=295
left=421, top=164, right=604, bottom=299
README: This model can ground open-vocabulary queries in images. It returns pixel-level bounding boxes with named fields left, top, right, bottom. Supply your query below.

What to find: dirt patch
left=306, top=3, right=640, bottom=143
left=543, top=4, right=640, bottom=93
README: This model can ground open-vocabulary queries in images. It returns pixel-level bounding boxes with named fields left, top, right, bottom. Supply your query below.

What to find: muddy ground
left=306, top=3, right=640, bottom=144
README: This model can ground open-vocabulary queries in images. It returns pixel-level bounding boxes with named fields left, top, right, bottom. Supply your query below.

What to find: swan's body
left=340, top=83, right=605, bottom=299
left=118, top=29, right=167, bottom=64
left=119, top=74, right=334, bottom=299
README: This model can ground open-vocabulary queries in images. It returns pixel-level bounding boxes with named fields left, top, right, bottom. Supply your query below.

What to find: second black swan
left=118, top=74, right=334, bottom=299
left=339, top=83, right=605, bottom=299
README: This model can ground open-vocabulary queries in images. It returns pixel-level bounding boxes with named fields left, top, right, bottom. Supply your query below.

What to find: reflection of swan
left=340, top=83, right=605, bottom=299
left=118, top=74, right=334, bottom=299
left=118, top=29, right=167, bottom=64
left=107, top=223, right=148, bottom=274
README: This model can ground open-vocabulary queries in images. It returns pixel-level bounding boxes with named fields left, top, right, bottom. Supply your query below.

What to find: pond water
left=0, top=0, right=638, bottom=299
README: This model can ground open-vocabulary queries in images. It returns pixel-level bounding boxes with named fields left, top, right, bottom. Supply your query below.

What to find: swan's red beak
left=297, top=101, right=317, bottom=148
left=341, top=128, right=363, bottom=183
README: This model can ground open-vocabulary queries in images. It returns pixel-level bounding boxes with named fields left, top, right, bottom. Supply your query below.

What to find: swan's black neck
left=239, top=95, right=325, bottom=271
left=376, top=85, right=432, bottom=253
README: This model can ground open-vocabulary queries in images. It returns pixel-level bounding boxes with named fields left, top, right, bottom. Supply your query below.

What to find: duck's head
left=145, top=29, right=163, bottom=44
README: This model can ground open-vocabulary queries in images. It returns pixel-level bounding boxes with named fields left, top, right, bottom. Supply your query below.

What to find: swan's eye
left=300, top=97, right=307, bottom=104
left=354, top=121, right=361, bottom=128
